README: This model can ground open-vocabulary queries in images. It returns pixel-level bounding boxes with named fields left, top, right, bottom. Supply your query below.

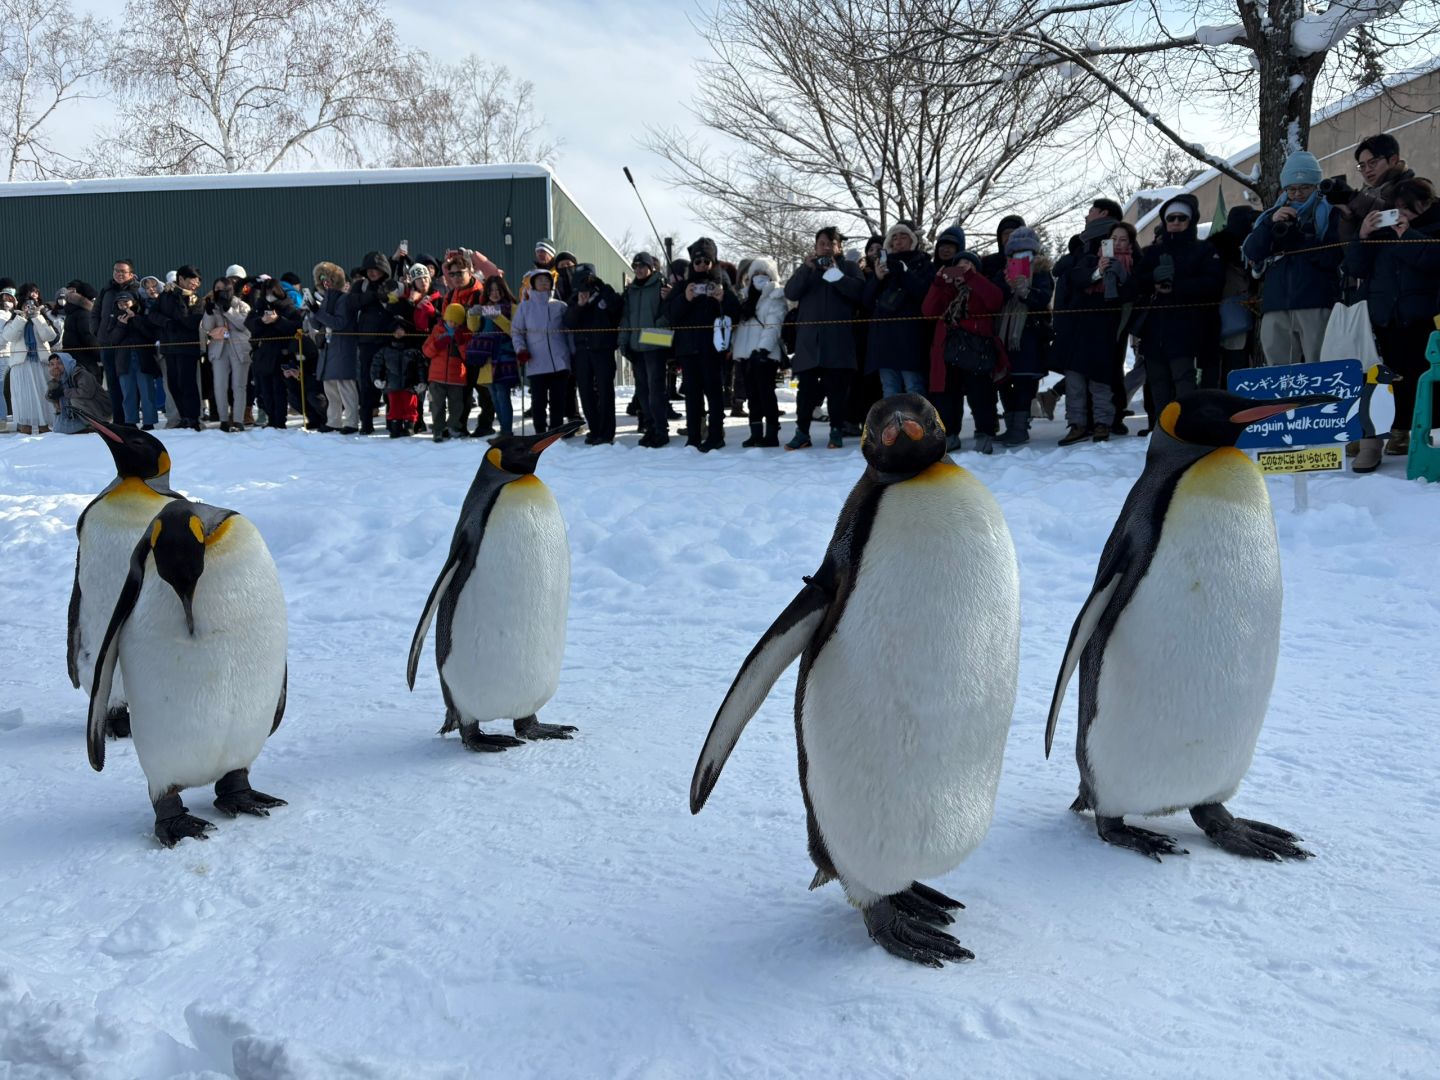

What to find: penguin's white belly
left=121, top=521, right=287, bottom=801
left=442, top=478, right=569, bottom=721
left=1087, top=449, right=1282, bottom=817
left=802, top=463, right=1020, bottom=902
left=77, top=484, right=174, bottom=700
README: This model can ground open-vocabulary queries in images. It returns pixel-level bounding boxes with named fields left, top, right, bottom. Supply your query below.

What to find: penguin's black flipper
left=87, top=535, right=149, bottom=772
left=67, top=542, right=84, bottom=689
left=1045, top=537, right=1130, bottom=758
left=270, top=664, right=287, bottom=736
left=407, top=537, right=469, bottom=690
left=691, top=579, right=832, bottom=813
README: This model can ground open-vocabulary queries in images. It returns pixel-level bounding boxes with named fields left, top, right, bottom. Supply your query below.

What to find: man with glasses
left=1347, top=134, right=1413, bottom=224
left=437, top=256, right=490, bottom=436
left=152, top=265, right=206, bottom=430
left=91, top=259, right=140, bottom=423
left=1241, top=150, right=1344, bottom=365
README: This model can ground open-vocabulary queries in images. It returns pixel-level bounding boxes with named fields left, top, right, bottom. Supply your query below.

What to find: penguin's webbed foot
left=460, top=721, right=525, bottom=752
left=105, top=705, right=131, bottom=740
left=863, top=898, right=974, bottom=968
left=1191, top=804, right=1313, bottom=861
left=514, top=715, right=577, bottom=741
left=892, top=881, right=965, bottom=926
left=153, top=793, right=215, bottom=848
left=213, top=770, right=286, bottom=817
left=1096, top=816, right=1188, bottom=861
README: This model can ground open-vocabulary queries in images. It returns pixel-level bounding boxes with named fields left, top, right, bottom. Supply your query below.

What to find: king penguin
left=1046, top=389, right=1336, bottom=861
left=68, top=418, right=181, bottom=738
left=690, top=395, right=1020, bottom=968
left=88, top=500, right=289, bottom=846
left=408, top=421, right=585, bottom=751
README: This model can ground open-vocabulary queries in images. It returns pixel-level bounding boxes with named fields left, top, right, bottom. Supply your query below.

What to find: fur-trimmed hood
left=741, top=257, right=779, bottom=288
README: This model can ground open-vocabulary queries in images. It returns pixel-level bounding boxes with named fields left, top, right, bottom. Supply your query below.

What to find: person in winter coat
left=245, top=280, right=303, bottom=429
left=435, top=254, right=488, bottom=437
left=663, top=238, right=741, bottom=451
left=862, top=221, right=935, bottom=398
left=1344, top=177, right=1440, bottom=469
left=782, top=227, right=865, bottom=450
left=563, top=263, right=623, bottom=444
left=152, top=265, right=206, bottom=430
left=3, top=285, right=58, bottom=433
left=992, top=226, right=1054, bottom=445
left=92, top=259, right=140, bottom=424
left=98, top=290, right=159, bottom=428
left=465, top=276, right=520, bottom=437
left=922, top=227, right=1007, bottom=453
left=1135, top=194, right=1225, bottom=424
left=731, top=257, right=789, bottom=447
left=423, top=303, right=471, bottom=441
left=617, top=252, right=671, bottom=447
left=1207, top=206, right=1261, bottom=382
left=1337, top=133, right=1415, bottom=241
left=46, top=352, right=111, bottom=433
left=510, top=269, right=573, bottom=435
left=980, top=214, right=1027, bottom=280
left=1242, top=151, right=1344, bottom=365
left=1052, top=217, right=1138, bottom=445
left=370, top=318, right=424, bottom=437
left=312, top=262, right=360, bottom=433
left=60, top=280, right=102, bottom=378
left=344, top=251, right=396, bottom=434
left=199, top=277, right=252, bottom=432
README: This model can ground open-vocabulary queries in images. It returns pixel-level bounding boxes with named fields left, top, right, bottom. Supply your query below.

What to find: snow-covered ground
left=2, top=396, right=1437, bottom=1079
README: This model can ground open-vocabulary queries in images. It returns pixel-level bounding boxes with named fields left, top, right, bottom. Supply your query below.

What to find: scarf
left=1258, top=189, right=1333, bottom=241
left=999, top=296, right=1028, bottom=350
left=942, top=278, right=972, bottom=326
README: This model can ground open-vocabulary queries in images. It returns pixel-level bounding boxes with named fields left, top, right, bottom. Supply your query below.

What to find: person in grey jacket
left=783, top=226, right=865, bottom=449
left=510, top=268, right=573, bottom=433
left=198, top=277, right=252, bottom=432
left=46, top=352, right=111, bottom=433
left=617, top=252, right=671, bottom=446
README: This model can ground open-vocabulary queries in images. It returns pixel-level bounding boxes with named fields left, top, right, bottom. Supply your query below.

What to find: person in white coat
left=730, top=258, right=789, bottom=446
left=3, top=285, right=59, bottom=433
left=509, top=269, right=573, bottom=433
left=198, top=277, right=253, bottom=432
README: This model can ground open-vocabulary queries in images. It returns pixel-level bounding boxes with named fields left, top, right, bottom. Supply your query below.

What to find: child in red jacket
left=423, top=303, right=471, bottom=442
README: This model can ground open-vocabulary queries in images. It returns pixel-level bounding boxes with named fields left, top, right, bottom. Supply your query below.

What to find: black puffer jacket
left=563, top=266, right=623, bottom=356
left=861, top=249, right=934, bottom=374
left=1344, top=203, right=1440, bottom=327
left=245, top=294, right=304, bottom=375
left=663, top=268, right=740, bottom=357
left=153, top=287, right=205, bottom=358
left=1136, top=194, right=1225, bottom=362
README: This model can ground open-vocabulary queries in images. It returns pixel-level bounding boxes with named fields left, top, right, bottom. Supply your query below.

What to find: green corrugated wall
left=0, top=173, right=621, bottom=293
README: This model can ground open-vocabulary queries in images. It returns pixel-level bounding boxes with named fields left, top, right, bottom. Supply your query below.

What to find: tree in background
left=0, top=0, right=110, bottom=180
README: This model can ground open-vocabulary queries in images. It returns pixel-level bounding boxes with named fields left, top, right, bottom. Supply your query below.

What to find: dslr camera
left=1319, top=174, right=1355, bottom=206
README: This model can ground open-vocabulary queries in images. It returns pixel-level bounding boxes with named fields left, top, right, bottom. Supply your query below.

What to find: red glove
left=517, top=349, right=531, bottom=365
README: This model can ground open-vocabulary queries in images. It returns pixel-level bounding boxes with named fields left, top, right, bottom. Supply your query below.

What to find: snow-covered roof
left=0, top=163, right=554, bottom=198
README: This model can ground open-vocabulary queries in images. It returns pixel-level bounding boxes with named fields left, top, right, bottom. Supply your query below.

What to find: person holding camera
left=59, top=280, right=102, bottom=377
left=90, top=259, right=140, bottom=424
left=98, top=289, right=160, bottom=429
left=510, top=268, right=574, bottom=435
left=47, top=351, right=111, bottom=433
left=862, top=221, right=935, bottom=401
left=152, top=265, right=206, bottom=430
left=311, top=262, right=361, bottom=433
left=617, top=252, right=671, bottom=447
left=662, top=238, right=741, bottom=452
left=199, top=276, right=252, bottom=432
left=562, top=263, right=623, bottom=445
left=783, top=227, right=864, bottom=450
left=1241, top=151, right=1344, bottom=366
left=245, top=277, right=303, bottom=429
left=3, top=284, right=58, bottom=434
left=344, top=251, right=397, bottom=434
left=730, top=257, right=789, bottom=447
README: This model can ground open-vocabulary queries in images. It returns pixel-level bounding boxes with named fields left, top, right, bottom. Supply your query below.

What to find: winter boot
left=387, top=420, right=402, bottom=438
left=1385, top=428, right=1410, bottom=456
left=1092, top=423, right=1111, bottom=442
left=1352, top=437, right=1384, bottom=473
left=1058, top=424, right=1090, bottom=446
left=973, top=432, right=994, bottom=454
left=1001, top=411, right=1030, bottom=446
left=827, top=428, right=844, bottom=449
left=730, top=402, right=748, bottom=418
left=761, top=418, right=780, bottom=447
left=742, top=422, right=764, bottom=448
left=1036, top=387, right=1059, bottom=421
left=786, top=430, right=813, bottom=451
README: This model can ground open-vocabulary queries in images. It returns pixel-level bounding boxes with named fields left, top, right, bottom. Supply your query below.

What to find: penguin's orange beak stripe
left=531, top=431, right=565, bottom=453
left=1230, top=402, right=1302, bottom=424
left=881, top=423, right=899, bottom=446
left=86, top=416, right=123, bottom=443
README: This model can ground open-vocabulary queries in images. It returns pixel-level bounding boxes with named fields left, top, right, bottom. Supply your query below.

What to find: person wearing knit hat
left=1241, top=148, right=1344, bottom=366
left=618, top=252, right=670, bottom=446
left=664, top=236, right=740, bottom=451
left=421, top=301, right=473, bottom=440
left=863, top=219, right=935, bottom=404
left=534, top=239, right=557, bottom=262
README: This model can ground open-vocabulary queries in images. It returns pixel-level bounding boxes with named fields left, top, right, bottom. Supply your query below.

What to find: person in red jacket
left=921, top=225, right=1007, bottom=453
left=422, top=302, right=471, bottom=441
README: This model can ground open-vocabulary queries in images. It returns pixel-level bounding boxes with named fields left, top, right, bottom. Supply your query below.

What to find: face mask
left=751, top=275, right=771, bottom=290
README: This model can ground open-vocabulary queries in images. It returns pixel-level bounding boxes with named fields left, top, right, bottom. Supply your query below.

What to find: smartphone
left=1101, top=239, right=1116, bottom=258
left=1374, top=208, right=1401, bottom=228
left=399, top=239, right=410, bottom=254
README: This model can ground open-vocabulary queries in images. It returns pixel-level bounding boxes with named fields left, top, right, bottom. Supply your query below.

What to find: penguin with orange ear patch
left=408, top=420, right=585, bottom=752
left=1047, top=388, right=1336, bottom=862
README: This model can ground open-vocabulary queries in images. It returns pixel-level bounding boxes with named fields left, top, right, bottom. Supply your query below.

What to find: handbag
left=1319, top=300, right=1380, bottom=367
left=943, top=327, right=998, bottom=374
left=1218, top=296, right=1254, bottom=342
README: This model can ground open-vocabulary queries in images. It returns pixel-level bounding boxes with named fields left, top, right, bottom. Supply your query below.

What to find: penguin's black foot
left=459, top=721, right=524, bottom=752
left=1191, top=804, right=1313, bottom=861
left=212, top=769, right=287, bottom=817
left=105, top=705, right=131, bottom=739
left=153, top=793, right=215, bottom=848
left=863, top=898, right=974, bottom=968
left=892, top=884, right=959, bottom=927
left=1069, top=780, right=1093, bottom=813
left=513, top=715, right=577, bottom=741
left=1096, top=815, right=1188, bottom=861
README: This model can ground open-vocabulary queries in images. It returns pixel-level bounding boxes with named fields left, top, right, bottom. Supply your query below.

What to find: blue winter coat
left=1242, top=195, right=1343, bottom=313
left=312, top=287, right=358, bottom=382
left=1343, top=204, right=1440, bottom=328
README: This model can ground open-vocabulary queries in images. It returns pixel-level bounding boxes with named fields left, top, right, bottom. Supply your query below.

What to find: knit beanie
left=934, top=224, right=967, bottom=253
left=1280, top=151, right=1323, bottom=187
left=958, top=250, right=983, bottom=269
left=687, top=237, right=719, bottom=263
left=1004, top=227, right=1043, bottom=256
left=443, top=303, right=466, bottom=325
left=631, top=251, right=658, bottom=270
left=535, top=239, right=557, bottom=259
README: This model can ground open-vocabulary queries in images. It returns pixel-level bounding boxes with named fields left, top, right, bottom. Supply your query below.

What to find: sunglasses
left=692, top=257, right=713, bottom=265
left=1164, top=215, right=1189, bottom=223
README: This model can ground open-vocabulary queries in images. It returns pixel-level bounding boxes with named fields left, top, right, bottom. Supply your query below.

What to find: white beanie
left=534, top=239, right=557, bottom=258
left=225, top=263, right=247, bottom=279
left=165, top=270, right=177, bottom=285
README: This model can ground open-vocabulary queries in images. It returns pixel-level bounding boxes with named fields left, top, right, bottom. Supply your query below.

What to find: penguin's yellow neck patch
left=1159, top=402, right=1182, bottom=439
left=156, top=451, right=171, bottom=477
left=112, top=476, right=166, bottom=501
left=204, top=517, right=236, bottom=547
left=510, top=474, right=544, bottom=488
left=908, top=460, right=969, bottom=485
left=1178, top=447, right=1263, bottom=501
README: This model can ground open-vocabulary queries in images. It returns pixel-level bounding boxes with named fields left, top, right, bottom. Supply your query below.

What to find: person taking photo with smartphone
left=662, top=237, right=741, bottom=452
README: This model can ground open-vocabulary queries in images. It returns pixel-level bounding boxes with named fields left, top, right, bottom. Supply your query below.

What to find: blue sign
left=1227, top=359, right=1363, bottom=449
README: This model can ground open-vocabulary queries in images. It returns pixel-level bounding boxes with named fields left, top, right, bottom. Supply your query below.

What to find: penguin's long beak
left=530, top=419, right=585, bottom=453
left=85, top=415, right=124, bottom=443
left=180, top=592, right=195, bottom=636
left=879, top=412, right=926, bottom=446
left=1230, top=393, right=1340, bottom=425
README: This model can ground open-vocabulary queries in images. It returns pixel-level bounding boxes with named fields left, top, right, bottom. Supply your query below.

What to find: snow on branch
left=1194, top=23, right=1247, bottom=45
left=1292, top=0, right=1404, bottom=56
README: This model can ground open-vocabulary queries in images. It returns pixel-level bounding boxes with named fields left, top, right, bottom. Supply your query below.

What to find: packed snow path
left=2, top=403, right=1436, bottom=1078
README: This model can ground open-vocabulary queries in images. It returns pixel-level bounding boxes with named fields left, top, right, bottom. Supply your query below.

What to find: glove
left=517, top=349, right=531, bottom=365
left=373, top=379, right=385, bottom=389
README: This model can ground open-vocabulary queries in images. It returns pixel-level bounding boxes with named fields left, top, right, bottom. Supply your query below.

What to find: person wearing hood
left=46, top=351, right=111, bottom=433
left=862, top=220, right=935, bottom=400
left=1241, top=150, right=1344, bottom=365
left=152, top=265, right=206, bottom=430
left=1135, top=193, right=1224, bottom=423
left=510, top=268, right=574, bottom=434
left=783, top=226, right=865, bottom=450
left=563, top=263, right=623, bottom=444
left=60, top=280, right=102, bottom=377
left=423, top=302, right=472, bottom=441
left=1343, top=176, right=1440, bottom=468
left=617, top=252, right=671, bottom=447
left=435, top=254, right=489, bottom=436
left=136, top=274, right=169, bottom=421
left=992, top=226, right=1054, bottom=445
left=663, top=238, right=741, bottom=451
left=1207, top=205, right=1261, bottom=380
left=312, top=261, right=361, bottom=433
left=921, top=224, right=1007, bottom=453
left=344, top=250, right=396, bottom=433
left=981, top=214, right=1026, bottom=280
left=731, top=257, right=789, bottom=447
left=3, top=284, right=59, bottom=433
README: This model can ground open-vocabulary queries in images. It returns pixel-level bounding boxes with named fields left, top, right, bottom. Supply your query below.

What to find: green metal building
left=0, top=164, right=629, bottom=293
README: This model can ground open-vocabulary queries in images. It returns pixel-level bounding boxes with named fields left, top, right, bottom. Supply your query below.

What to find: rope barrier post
left=294, top=329, right=308, bottom=429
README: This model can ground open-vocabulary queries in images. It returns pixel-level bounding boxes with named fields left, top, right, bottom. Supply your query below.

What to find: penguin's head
left=1366, top=363, right=1401, bottom=386
left=86, top=415, right=172, bottom=483
left=1159, top=389, right=1341, bottom=447
left=483, top=420, right=585, bottom=476
left=861, top=394, right=947, bottom=476
left=148, top=503, right=207, bottom=635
